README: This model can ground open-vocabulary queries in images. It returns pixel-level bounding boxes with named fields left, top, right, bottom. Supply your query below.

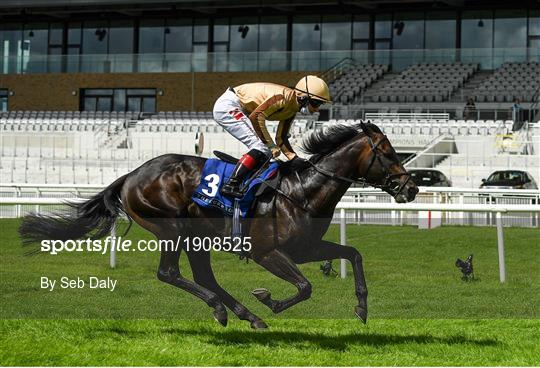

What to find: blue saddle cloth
left=192, top=159, right=279, bottom=217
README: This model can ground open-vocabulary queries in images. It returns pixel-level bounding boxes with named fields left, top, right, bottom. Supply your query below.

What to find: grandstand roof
left=1, top=0, right=537, bottom=18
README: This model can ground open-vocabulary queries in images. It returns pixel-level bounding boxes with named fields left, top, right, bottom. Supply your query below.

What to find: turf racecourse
left=1, top=218, right=539, bottom=365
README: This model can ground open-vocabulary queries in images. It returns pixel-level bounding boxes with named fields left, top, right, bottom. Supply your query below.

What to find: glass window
left=462, top=10, right=493, bottom=48
left=97, top=97, right=112, bottom=111
left=321, top=15, right=351, bottom=51
left=0, top=23, right=22, bottom=73
left=82, top=21, right=108, bottom=54
left=23, top=22, right=48, bottom=73
left=212, top=18, right=229, bottom=71
left=212, top=43, right=228, bottom=71
left=530, top=10, right=540, bottom=36
left=139, top=19, right=164, bottom=53
left=142, top=97, right=156, bottom=112
left=0, top=89, right=8, bottom=111
left=82, top=88, right=155, bottom=112
left=259, top=17, right=287, bottom=51
left=127, top=88, right=155, bottom=95
left=48, top=47, right=62, bottom=73
left=165, top=19, right=193, bottom=52
left=48, top=23, right=64, bottom=73
left=193, top=19, right=209, bottom=71
left=83, top=97, right=97, bottom=111
left=230, top=17, right=258, bottom=52
left=375, top=40, right=390, bottom=64
left=68, top=22, right=82, bottom=45
left=139, top=20, right=164, bottom=72
left=425, top=12, right=456, bottom=49
left=229, top=16, right=259, bottom=71
left=375, top=14, right=392, bottom=39
left=213, top=18, right=229, bottom=43
left=81, top=21, right=108, bottom=72
left=393, top=13, right=424, bottom=49
left=353, top=41, right=368, bottom=50
left=49, top=23, right=63, bottom=45
left=113, top=89, right=126, bottom=112
left=109, top=21, right=134, bottom=72
left=353, top=14, right=369, bottom=39
left=192, top=43, right=208, bottom=72
left=494, top=10, right=527, bottom=48
left=66, top=46, right=80, bottom=73
left=84, top=89, right=113, bottom=96
left=292, top=15, right=321, bottom=51
left=193, top=19, right=209, bottom=43
left=109, top=20, right=133, bottom=54
left=127, top=97, right=141, bottom=112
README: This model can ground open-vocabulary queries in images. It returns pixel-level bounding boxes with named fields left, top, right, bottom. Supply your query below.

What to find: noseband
left=362, top=135, right=412, bottom=197
left=307, top=135, right=411, bottom=198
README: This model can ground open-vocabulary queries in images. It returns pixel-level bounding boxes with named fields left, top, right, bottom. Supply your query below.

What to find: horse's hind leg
left=157, top=244, right=228, bottom=326
left=292, top=240, right=368, bottom=323
left=251, top=249, right=312, bottom=314
left=186, top=249, right=268, bottom=329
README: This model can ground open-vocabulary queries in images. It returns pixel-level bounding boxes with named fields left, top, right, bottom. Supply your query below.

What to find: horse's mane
left=301, top=122, right=382, bottom=160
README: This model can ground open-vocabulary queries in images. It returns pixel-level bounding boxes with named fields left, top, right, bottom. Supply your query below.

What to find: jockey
left=213, top=75, right=331, bottom=198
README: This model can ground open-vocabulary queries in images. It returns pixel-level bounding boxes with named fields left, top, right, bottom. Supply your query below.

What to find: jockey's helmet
left=295, top=75, right=332, bottom=107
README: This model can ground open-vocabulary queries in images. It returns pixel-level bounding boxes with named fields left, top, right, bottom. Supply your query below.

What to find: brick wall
left=0, top=71, right=310, bottom=111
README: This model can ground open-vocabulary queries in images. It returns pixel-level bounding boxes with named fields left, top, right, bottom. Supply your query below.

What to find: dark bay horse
left=20, top=122, right=418, bottom=329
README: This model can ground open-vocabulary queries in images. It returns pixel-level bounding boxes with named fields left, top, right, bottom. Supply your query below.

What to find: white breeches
left=212, top=89, right=271, bottom=157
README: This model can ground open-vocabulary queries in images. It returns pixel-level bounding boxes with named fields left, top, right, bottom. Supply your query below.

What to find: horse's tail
left=19, top=174, right=129, bottom=245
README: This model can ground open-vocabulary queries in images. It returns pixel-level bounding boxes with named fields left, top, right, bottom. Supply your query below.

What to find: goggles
left=308, top=98, right=324, bottom=108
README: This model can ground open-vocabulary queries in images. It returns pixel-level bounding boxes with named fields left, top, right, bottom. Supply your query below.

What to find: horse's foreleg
left=157, top=247, right=228, bottom=326
left=293, top=240, right=368, bottom=323
left=252, top=249, right=312, bottom=314
left=186, top=250, right=268, bottom=329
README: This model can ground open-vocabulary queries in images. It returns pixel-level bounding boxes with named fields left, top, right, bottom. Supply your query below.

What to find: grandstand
left=371, top=62, right=478, bottom=103
left=1, top=0, right=539, bottom=188
left=2, top=108, right=538, bottom=187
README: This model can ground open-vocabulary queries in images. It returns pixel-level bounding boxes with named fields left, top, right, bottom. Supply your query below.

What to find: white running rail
left=1, top=196, right=538, bottom=283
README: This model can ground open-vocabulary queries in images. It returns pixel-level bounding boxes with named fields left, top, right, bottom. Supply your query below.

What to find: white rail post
left=495, top=211, right=506, bottom=283
left=340, top=208, right=347, bottom=279
left=110, top=221, right=117, bottom=269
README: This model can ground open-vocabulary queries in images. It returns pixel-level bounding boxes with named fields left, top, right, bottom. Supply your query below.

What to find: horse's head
left=357, top=121, right=418, bottom=203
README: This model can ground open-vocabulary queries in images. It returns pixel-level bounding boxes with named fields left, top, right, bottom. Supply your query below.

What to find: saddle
left=212, top=150, right=281, bottom=198
left=191, top=151, right=280, bottom=218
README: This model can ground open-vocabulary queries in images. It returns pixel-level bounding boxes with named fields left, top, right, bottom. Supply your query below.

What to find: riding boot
left=221, top=149, right=267, bottom=198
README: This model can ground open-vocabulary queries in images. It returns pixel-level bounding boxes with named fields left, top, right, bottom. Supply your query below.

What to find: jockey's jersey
left=232, top=82, right=299, bottom=157
left=233, top=83, right=299, bottom=122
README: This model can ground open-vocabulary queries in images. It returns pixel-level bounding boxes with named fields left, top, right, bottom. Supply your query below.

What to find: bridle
left=260, top=133, right=412, bottom=215
left=362, top=135, right=412, bottom=196
left=306, top=134, right=412, bottom=198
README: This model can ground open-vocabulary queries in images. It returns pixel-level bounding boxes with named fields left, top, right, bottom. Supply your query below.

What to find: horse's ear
left=359, top=120, right=371, bottom=136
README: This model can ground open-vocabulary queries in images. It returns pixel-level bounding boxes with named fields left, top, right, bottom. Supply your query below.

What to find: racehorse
left=20, top=121, right=418, bottom=329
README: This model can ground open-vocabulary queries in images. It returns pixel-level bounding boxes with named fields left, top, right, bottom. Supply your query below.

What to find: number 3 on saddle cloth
left=192, top=158, right=279, bottom=217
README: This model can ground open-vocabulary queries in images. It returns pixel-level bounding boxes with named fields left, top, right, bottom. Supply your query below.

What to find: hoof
left=252, top=288, right=271, bottom=302
left=213, top=308, right=228, bottom=327
left=251, top=320, right=269, bottom=330
left=354, top=305, right=367, bottom=324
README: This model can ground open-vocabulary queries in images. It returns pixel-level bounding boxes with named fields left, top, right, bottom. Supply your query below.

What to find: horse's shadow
left=162, top=326, right=499, bottom=351
left=139, top=328, right=499, bottom=351
left=96, top=324, right=498, bottom=352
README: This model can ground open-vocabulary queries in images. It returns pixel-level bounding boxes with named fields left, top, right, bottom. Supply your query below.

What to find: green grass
left=1, top=218, right=539, bottom=365
left=1, top=319, right=539, bottom=366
